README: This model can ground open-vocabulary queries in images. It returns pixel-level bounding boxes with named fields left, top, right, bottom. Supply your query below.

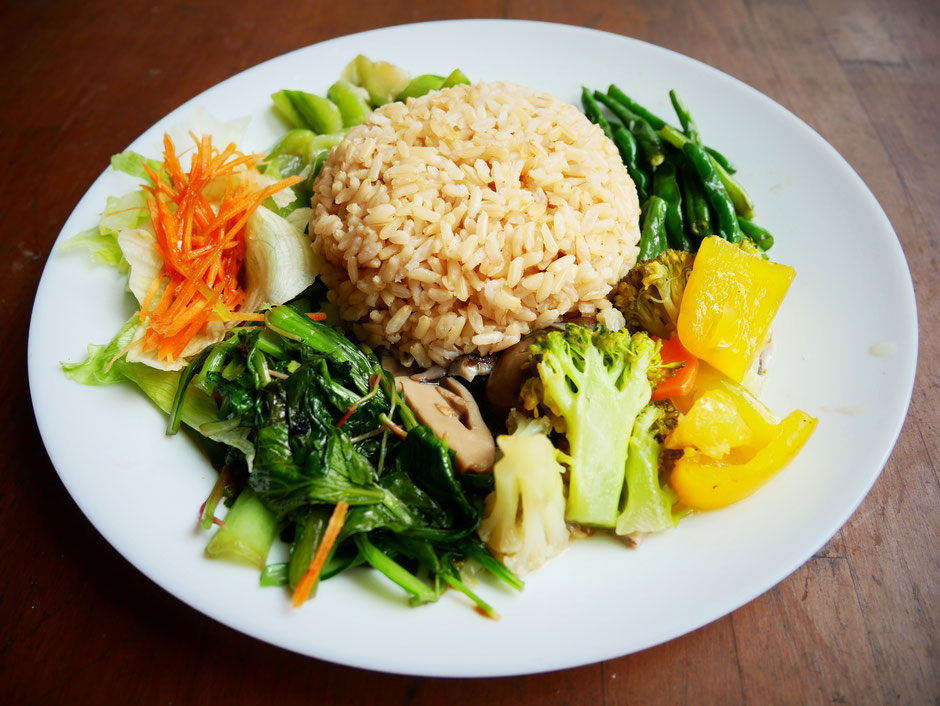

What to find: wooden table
left=3, top=1, right=937, bottom=702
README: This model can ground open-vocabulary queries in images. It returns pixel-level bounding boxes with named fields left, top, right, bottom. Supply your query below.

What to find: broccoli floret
left=478, top=413, right=569, bottom=576
left=614, top=249, right=695, bottom=338
left=615, top=404, right=681, bottom=537
left=653, top=399, right=681, bottom=440
left=519, top=324, right=663, bottom=528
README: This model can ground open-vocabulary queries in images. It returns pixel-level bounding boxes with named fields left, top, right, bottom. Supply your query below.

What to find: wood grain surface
left=2, top=0, right=937, bottom=703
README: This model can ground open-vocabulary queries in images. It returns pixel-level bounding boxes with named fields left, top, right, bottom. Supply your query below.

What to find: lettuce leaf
left=241, top=205, right=317, bottom=314
left=110, top=150, right=163, bottom=183
left=62, top=316, right=254, bottom=467
left=59, top=190, right=149, bottom=271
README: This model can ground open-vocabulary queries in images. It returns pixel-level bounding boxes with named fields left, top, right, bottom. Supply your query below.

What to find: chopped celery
left=441, top=68, right=470, bottom=88
left=397, top=74, right=444, bottom=101
left=271, top=90, right=344, bottom=134
left=327, top=80, right=371, bottom=127
left=270, top=90, right=306, bottom=129
left=357, top=58, right=411, bottom=106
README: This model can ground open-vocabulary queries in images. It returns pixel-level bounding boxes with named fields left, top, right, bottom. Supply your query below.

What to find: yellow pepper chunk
left=668, top=410, right=817, bottom=510
left=677, top=236, right=795, bottom=382
left=665, top=389, right=758, bottom=458
left=672, top=362, right=780, bottom=437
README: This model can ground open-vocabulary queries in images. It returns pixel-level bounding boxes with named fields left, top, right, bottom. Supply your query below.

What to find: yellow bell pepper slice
left=671, top=361, right=779, bottom=436
left=665, top=388, right=758, bottom=458
left=677, top=236, right=795, bottom=382
left=669, top=409, right=817, bottom=510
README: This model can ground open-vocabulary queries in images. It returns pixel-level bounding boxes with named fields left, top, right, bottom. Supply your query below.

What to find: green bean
left=661, top=125, right=754, bottom=219
left=396, top=74, right=445, bottom=101
left=705, top=146, right=736, bottom=174
left=638, top=196, right=669, bottom=260
left=682, top=141, right=742, bottom=243
left=712, top=157, right=754, bottom=219
left=610, top=84, right=737, bottom=173
left=581, top=86, right=614, bottom=140
left=679, top=160, right=712, bottom=239
left=608, top=84, right=667, bottom=129
left=441, top=68, right=470, bottom=88
left=659, top=124, right=691, bottom=151
left=653, top=158, right=693, bottom=251
left=595, top=91, right=664, bottom=166
left=327, top=80, right=372, bottom=127
left=612, top=125, right=650, bottom=203
left=669, top=90, right=701, bottom=144
left=739, top=218, right=775, bottom=251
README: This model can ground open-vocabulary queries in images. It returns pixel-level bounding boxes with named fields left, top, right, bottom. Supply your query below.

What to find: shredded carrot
left=292, top=501, right=349, bottom=607
left=306, top=312, right=328, bottom=321
left=137, top=133, right=300, bottom=363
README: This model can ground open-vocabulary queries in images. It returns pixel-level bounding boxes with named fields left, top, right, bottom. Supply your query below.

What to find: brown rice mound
left=310, top=81, right=640, bottom=367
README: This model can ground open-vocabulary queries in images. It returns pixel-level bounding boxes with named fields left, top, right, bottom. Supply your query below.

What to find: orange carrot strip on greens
left=138, top=275, right=163, bottom=321
left=136, top=133, right=300, bottom=363
left=291, top=501, right=349, bottom=607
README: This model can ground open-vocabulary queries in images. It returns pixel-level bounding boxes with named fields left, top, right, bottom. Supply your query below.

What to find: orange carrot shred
left=292, top=501, right=349, bottom=607
left=306, top=312, right=328, bottom=321
left=136, top=133, right=300, bottom=363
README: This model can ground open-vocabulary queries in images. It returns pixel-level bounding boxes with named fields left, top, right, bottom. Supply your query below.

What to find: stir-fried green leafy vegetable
left=66, top=291, right=522, bottom=614
left=176, top=301, right=519, bottom=613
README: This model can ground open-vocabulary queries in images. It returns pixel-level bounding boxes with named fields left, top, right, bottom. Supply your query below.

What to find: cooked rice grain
left=311, top=81, right=640, bottom=367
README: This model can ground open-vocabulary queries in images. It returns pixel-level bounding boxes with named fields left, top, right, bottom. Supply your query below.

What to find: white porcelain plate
left=27, top=20, right=917, bottom=677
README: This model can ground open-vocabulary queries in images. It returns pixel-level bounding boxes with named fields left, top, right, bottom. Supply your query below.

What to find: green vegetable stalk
left=204, top=488, right=279, bottom=570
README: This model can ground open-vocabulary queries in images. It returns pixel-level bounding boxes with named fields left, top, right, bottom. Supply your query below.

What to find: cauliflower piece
left=478, top=416, right=569, bottom=576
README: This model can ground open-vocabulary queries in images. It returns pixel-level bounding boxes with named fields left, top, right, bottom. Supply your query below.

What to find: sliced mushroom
left=396, top=376, right=496, bottom=473
left=410, top=365, right=447, bottom=382
left=486, top=336, right=539, bottom=409
left=448, top=354, right=496, bottom=382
